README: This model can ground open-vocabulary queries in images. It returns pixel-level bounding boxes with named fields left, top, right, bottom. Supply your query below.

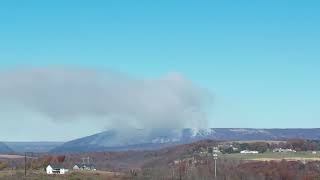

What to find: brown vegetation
left=1, top=139, right=320, bottom=179
left=0, top=170, right=130, bottom=180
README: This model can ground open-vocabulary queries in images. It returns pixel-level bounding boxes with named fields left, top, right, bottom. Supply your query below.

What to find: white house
left=240, top=150, right=259, bottom=154
left=46, top=164, right=69, bottom=174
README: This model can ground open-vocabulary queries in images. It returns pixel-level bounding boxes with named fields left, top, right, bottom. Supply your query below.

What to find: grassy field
left=221, top=151, right=320, bottom=162
left=0, top=170, right=131, bottom=180
left=0, top=154, right=25, bottom=159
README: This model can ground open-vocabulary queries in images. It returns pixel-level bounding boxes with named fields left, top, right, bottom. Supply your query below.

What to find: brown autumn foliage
left=0, top=161, right=7, bottom=170
left=56, top=155, right=66, bottom=163
left=2, top=139, right=320, bottom=180
left=138, top=158, right=320, bottom=180
left=236, top=160, right=320, bottom=180
left=287, top=139, right=318, bottom=151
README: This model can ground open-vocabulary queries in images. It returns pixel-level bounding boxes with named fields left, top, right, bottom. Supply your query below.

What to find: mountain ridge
left=51, top=128, right=320, bottom=153
left=4, top=142, right=64, bottom=153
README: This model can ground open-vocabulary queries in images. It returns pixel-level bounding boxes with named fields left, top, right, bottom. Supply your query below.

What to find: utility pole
left=24, top=152, right=27, bottom=177
left=179, top=160, right=182, bottom=180
left=82, top=157, right=90, bottom=164
left=213, top=153, right=218, bottom=178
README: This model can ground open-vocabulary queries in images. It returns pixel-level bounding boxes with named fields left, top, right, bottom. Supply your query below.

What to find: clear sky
left=0, top=0, right=320, bottom=141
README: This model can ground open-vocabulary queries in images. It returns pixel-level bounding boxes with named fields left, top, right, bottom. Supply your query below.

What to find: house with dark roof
left=46, top=164, right=69, bottom=174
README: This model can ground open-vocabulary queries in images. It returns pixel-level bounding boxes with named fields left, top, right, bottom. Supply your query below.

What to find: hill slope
left=52, top=128, right=320, bottom=153
left=4, top=142, right=63, bottom=153
left=0, top=142, right=14, bottom=154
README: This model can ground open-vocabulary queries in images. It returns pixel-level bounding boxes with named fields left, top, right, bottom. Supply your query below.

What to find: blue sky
left=0, top=1, right=320, bottom=140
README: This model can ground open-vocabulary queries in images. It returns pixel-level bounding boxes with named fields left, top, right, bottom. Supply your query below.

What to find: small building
left=240, top=150, right=259, bottom=154
left=73, top=164, right=81, bottom=170
left=213, top=147, right=221, bottom=153
left=232, top=147, right=238, bottom=151
left=73, top=164, right=96, bottom=171
left=82, top=164, right=96, bottom=171
left=46, top=164, right=69, bottom=174
left=273, top=148, right=296, bottom=153
left=312, top=151, right=317, bottom=154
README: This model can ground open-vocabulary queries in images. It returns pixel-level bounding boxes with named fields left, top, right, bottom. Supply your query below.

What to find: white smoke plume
left=0, top=66, right=213, bottom=129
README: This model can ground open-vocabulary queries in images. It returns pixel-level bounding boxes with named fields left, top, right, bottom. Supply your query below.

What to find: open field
left=222, top=151, right=320, bottom=162
left=0, top=170, right=130, bottom=180
left=0, top=154, right=25, bottom=159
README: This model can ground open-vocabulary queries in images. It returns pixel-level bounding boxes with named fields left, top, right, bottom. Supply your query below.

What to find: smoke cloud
left=0, top=66, right=213, bottom=129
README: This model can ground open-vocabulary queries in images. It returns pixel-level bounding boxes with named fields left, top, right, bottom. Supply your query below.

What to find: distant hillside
left=4, top=142, right=64, bottom=153
left=51, top=128, right=320, bottom=153
left=0, top=142, right=14, bottom=154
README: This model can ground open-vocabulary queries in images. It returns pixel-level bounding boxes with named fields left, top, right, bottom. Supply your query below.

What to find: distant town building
left=240, top=150, right=259, bottom=154
left=172, top=157, right=198, bottom=169
left=273, top=148, right=296, bottom=153
left=312, top=151, right=317, bottom=154
left=213, top=147, right=221, bottom=153
left=46, top=164, right=68, bottom=174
